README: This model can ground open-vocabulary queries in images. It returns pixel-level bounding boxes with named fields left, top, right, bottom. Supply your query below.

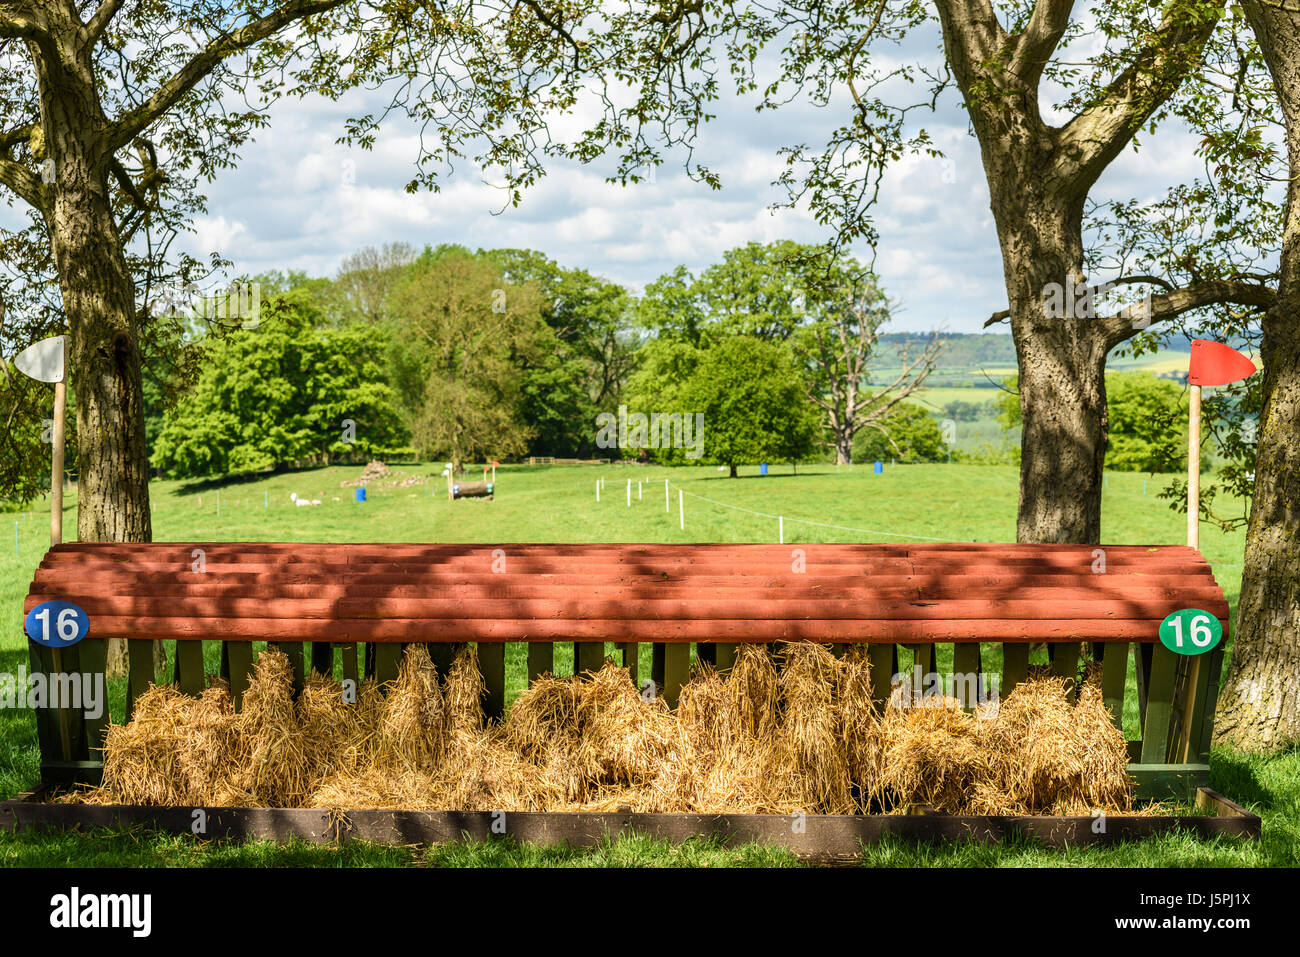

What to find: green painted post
left=1141, top=643, right=1179, bottom=764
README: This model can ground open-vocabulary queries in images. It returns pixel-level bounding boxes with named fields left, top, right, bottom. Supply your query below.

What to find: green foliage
left=953, top=441, right=1020, bottom=467
left=634, top=265, right=706, bottom=345
left=151, top=290, right=408, bottom=479
left=693, top=240, right=832, bottom=341
left=943, top=399, right=984, bottom=422
left=681, top=337, right=821, bottom=473
left=386, top=250, right=551, bottom=470
left=1105, top=372, right=1189, bottom=473
left=995, top=375, right=1021, bottom=431
left=0, top=364, right=66, bottom=507
left=483, top=248, right=637, bottom=457
left=852, top=402, right=946, bottom=464
left=636, top=241, right=931, bottom=466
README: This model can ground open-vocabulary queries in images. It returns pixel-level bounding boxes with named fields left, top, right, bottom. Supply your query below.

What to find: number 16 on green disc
left=1159, top=608, right=1223, bottom=655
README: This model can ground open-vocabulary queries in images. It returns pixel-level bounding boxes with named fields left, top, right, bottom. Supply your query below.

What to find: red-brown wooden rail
left=27, top=541, right=1229, bottom=643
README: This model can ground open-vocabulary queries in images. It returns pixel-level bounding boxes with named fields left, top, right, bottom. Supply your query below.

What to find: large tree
left=682, top=336, right=822, bottom=477
left=928, top=0, right=1274, bottom=542
left=486, top=248, right=638, bottom=458
left=0, top=1, right=718, bottom=540
left=387, top=248, right=551, bottom=472
left=789, top=265, right=944, bottom=465
left=1062, top=3, right=1297, bottom=750
left=1209, top=0, right=1300, bottom=751
left=636, top=242, right=943, bottom=464
left=152, top=288, right=409, bottom=478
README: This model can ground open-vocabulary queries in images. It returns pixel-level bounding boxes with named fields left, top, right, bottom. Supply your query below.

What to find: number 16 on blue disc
left=25, top=600, right=89, bottom=647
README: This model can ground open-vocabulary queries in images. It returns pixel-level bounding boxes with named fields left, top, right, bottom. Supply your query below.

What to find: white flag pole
left=1173, top=381, right=1204, bottom=764
left=1187, top=383, right=1201, bottom=550
left=50, top=362, right=66, bottom=547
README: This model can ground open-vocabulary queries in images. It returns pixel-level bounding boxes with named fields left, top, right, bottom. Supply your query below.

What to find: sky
left=97, top=14, right=1240, bottom=334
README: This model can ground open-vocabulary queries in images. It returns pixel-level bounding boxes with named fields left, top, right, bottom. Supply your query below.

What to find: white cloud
left=191, top=216, right=247, bottom=255
left=168, top=42, right=1259, bottom=334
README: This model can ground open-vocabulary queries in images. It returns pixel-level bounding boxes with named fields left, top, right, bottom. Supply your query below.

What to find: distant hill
left=870, top=332, right=1193, bottom=387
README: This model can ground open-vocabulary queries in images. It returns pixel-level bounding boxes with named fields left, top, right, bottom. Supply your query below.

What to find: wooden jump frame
left=23, top=542, right=1230, bottom=807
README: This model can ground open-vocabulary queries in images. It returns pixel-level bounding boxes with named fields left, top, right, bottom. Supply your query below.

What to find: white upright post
left=779, top=516, right=784, bottom=544
left=1174, top=381, right=1204, bottom=764
left=50, top=372, right=66, bottom=546
left=665, top=479, right=669, bottom=512
left=678, top=489, right=684, bottom=530
left=1188, top=384, right=1201, bottom=550
left=596, top=480, right=601, bottom=503
left=626, top=478, right=631, bottom=506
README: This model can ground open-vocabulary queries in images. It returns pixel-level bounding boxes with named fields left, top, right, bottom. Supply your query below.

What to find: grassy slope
left=2, top=462, right=1293, bottom=866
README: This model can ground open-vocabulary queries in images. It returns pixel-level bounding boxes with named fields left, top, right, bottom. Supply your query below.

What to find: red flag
left=1189, top=339, right=1258, bottom=386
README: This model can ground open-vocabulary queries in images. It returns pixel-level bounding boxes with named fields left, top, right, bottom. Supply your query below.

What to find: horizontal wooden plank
left=28, top=580, right=1228, bottom=604
left=28, top=542, right=1228, bottom=650
left=39, top=543, right=1214, bottom=572
left=46, top=541, right=1204, bottom=556
left=66, top=615, right=1210, bottom=642
left=39, top=557, right=1215, bottom=578
left=39, top=594, right=1230, bottom=622
left=28, top=569, right=1218, bottom=594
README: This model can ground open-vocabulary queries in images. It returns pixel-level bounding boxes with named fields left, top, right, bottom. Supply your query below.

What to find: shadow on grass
left=0, top=828, right=801, bottom=868
left=1210, top=747, right=1282, bottom=811
left=173, top=466, right=310, bottom=497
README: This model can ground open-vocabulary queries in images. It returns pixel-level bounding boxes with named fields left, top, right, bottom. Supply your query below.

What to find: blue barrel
left=355, top=487, right=367, bottom=502
left=760, top=463, right=768, bottom=476
left=873, top=461, right=883, bottom=474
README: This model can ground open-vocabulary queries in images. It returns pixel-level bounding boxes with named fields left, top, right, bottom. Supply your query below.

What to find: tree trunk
left=41, top=62, right=155, bottom=677
left=1214, top=0, right=1300, bottom=751
left=729, top=463, right=737, bottom=478
left=834, top=432, right=852, bottom=466
left=989, top=180, right=1107, bottom=544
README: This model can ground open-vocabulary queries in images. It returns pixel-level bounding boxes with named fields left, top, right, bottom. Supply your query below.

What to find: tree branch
left=0, top=124, right=34, bottom=152
left=1100, top=279, right=1276, bottom=348
left=933, top=0, right=1009, bottom=90
left=106, top=0, right=349, bottom=152
left=1006, top=0, right=1075, bottom=90
left=109, top=156, right=147, bottom=209
left=84, top=0, right=125, bottom=46
left=0, top=2, right=45, bottom=39
left=1055, top=0, right=1224, bottom=196
left=0, top=156, right=44, bottom=210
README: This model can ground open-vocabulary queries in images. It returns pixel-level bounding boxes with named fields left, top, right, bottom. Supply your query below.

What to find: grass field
left=2, top=461, right=1295, bottom=867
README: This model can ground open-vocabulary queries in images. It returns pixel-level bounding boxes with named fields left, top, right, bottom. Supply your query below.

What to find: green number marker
left=1159, top=608, right=1223, bottom=656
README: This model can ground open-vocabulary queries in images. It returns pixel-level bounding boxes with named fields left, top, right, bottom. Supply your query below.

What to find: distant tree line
left=145, top=240, right=946, bottom=480
left=138, top=238, right=1206, bottom=482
